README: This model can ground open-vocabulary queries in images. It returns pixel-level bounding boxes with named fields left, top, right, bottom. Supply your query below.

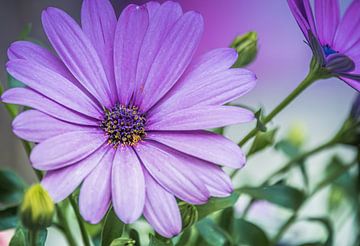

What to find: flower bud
left=20, top=184, right=54, bottom=230
left=179, top=202, right=198, bottom=229
left=110, top=238, right=136, bottom=246
left=287, top=123, right=306, bottom=147
left=230, top=32, right=258, bottom=67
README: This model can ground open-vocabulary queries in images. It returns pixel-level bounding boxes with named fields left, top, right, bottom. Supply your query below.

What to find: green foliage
left=149, top=234, right=173, bottom=246
left=101, top=208, right=124, bottom=246
left=254, top=109, right=267, bottom=132
left=0, top=170, right=26, bottom=210
left=248, top=128, right=278, bottom=156
left=305, top=217, right=333, bottom=246
left=179, top=202, right=198, bottom=230
left=196, top=218, right=231, bottom=246
left=237, top=185, right=305, bottom=210
left=9, top=226, right=47, bottom=246
left=0, top=207, right=19, bottom=230
left=129, top=229, right=141, bottom=246
left=196, top=192, right=239, bottom=219
left=110, top=238, right=136, bottom=246
left=231, top=218, right=270, bottom=246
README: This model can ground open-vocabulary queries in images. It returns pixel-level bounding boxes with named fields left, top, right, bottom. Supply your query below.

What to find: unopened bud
left=20, top=184, right=54, bottom=230
left=230, top=31, right=258, bottom=67
left=179, top=202, right=198, bottom=229
left=110, top=238, right=136, bottom=246
left=287, top=123, right=306, bottom=147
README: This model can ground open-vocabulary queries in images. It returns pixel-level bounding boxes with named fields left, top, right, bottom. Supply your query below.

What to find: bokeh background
left=0, top=0, right=358, bottom=245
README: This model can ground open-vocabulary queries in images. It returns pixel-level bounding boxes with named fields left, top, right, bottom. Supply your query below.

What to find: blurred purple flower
left=288, top=0, right=360, bottom=91
left=1, top=0, right=256, bottom=237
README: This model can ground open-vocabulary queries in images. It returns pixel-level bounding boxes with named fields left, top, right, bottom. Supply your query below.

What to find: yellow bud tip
left=287, top=122, right=307, bottom=147
left=20, top=184, right=54, bottom=230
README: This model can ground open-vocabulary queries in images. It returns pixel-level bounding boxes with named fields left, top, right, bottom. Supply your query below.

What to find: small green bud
left=110, top=237, right=136, bottom=246
left=179, top=202, right=198, bottom=229
left=230, top=31, right=258, bottom=67
left=287, top=123, right=306, bottom=147
left=20, top=184, right=54, bottom=230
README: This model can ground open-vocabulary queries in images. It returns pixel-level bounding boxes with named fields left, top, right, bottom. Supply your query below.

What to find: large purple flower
left=1, top=0, right=256, bottom=237
left=288, top=0, right=360, bottom=91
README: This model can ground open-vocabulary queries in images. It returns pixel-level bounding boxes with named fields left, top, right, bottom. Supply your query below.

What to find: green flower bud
left=179, top=202, right=198, bottom=229
left=110, top=238, right=136, bottom=246
left=230, top=31, right=258, bottom=67
left=287, top=123, right=306, bottom=147
left=20, top=184, right=54, bottom=230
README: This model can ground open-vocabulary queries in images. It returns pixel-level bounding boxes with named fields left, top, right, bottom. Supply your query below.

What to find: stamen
left=100, top=104, right=146, bottom=148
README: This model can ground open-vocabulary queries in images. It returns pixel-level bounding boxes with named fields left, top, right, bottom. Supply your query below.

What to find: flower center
left=100, top=104, right=146, bottom=148
left=322, top=44, right=337, bottom=56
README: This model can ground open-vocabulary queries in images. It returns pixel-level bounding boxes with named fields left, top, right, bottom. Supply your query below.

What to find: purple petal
left=146, top=131, right=245, bottom=169
left=147, top=106, right=254, bottom=131
left=287, top=0, right=316, bottom=40
left=150, top=68, right=256, bottom=116
left=314, top=0, right=340, bottom=46
left=113, top=4, right=149, bottom=105
left=7, top=41, right=75, bottom=82
left=81, top=0, right=117, bottom=103
left=333, top=0, right=360, bottom=53
left=135, top=141, right=210, bottom=204
left=79, top=148, right=114, bottom=224
left=6, top=59, right=102, bottom=118
left=134, top=2, right=182, bottom=105
left=41, top=144, right=108, bottom=202
left=179, top=157, right=233, bottom=198
left=30, top=130, right=106, bottom=170
left=1, top=88, right=97, bottom=126
left=42, top=7, right=113, bottom=107
left=145, top=1, right=161, bottom=18
left=112, top=147, right=145, bottom=224
left=13, top=110, right=91, bottom=143
left=138, top=11, right=204, bottom=112
left=143, top=168, right=181, bottom=238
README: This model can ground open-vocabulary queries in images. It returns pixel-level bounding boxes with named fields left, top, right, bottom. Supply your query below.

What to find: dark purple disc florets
left=100, top=104, right=146, bottom=148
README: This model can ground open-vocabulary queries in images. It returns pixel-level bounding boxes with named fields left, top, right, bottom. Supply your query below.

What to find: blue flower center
left=100, top=104, right=146, bottom=147
left=322, top=45, right=337, bottom=56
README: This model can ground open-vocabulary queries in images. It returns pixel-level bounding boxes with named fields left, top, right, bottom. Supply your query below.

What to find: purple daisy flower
left=288, top=0, right=360, bottom=91
left=1, top=0, right=256, bottom=237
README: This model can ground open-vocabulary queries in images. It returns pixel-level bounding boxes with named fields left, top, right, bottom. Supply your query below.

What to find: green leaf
left=237, top=185, right=305, bottom=210
left=254, top=109, right=267, bottom=132
left=196, top=191, right=239, bottom=219
left=275, top=140, right=300, bottom=158
left=9, top=227, right=47, bottom=246
left=129, top=229, right=141, bottom=246
left=196, top=218, right=231, bottom=246
left=101, top=208, right=124, bottom=246
left=175, top=229, right=192, bottom=246
left=248, top=128, right=278, bottom=156
left=231, top=218, right=270, bottom=246
left=219, top=207, right=234, bottom=233
left=110, top=237, right=136, bottom=246
left=305, top=217, right=333, bottom=246
left=0, top=169, right=26, bottom=210
left=0, top=206, right=19, bottom=230
left=9, top=226, right=26, bottom=246
left=148, top=234, right=173, bottom=246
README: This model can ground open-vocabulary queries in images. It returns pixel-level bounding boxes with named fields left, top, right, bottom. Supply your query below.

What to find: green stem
left=69, top=196, right=91, bottom=246
left=239, top=71, right=319, bottom=147
left=29, top=230, right=38, bottom=246
left=240, top=138, right=336, bottom=218
left=271, top=160, right=358, bottom=244
left=56, top=206, right=77, bottom=246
